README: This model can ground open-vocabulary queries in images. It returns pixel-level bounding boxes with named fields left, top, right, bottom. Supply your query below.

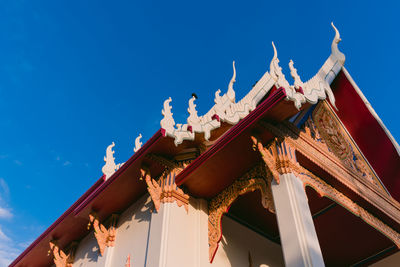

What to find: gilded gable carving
left=312, top=101, right=381, bottom=188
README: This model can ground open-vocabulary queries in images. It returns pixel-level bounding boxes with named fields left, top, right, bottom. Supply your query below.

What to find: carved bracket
left=87, top=213, right=118, bottom=256
left=48, top=241, right=75, bottom=267
left=141, top=167, right=189, bottom=213
left=251, top=136, right=300, bottom=183
left=208, top=164, right=275, bottom=262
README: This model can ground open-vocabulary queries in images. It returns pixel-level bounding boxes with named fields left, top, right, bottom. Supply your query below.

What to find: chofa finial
left=331, top=22, right=345, bottom=65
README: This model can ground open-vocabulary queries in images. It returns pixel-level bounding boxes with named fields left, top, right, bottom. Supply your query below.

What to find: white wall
left=72, top=195, right=152, bottom=267
left=72, top=194, right=284, bottom=267
left=73, top=230, right=108, bottom=267
left=109, top=195, right=152, bottom=266
left=212, top=216, right=284, bottom=267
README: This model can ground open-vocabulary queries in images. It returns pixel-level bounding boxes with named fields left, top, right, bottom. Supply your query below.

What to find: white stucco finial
left=289, top=59, right=304, bottom=89
left=160, top=97, right=176, bottom=134
left=227, top=61, right=236, bottom=103
left=102, top=142, right=120, bottom=179
left=187, top=95, right=200, bottom=125
left=270, top=41, right=278, bottom=79
left=134, top=134, right=142, bottom=153
left=331, top=22, right=345, bottom=65
left=269, top=42, right=290, bottom=89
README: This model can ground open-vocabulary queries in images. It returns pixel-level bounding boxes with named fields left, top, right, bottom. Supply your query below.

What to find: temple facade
left=10, top=23, right=400, bottom=267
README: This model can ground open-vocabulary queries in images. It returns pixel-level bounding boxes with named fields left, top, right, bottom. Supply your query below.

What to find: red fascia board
left=175, top=87, right=287, bottom=186
left=9, top=176, right=104, bottom=267
left=9, top=129, right=164, bottom=267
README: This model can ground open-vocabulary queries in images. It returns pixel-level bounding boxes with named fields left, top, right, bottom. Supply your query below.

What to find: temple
left=10, top=23, right=400, bottom=267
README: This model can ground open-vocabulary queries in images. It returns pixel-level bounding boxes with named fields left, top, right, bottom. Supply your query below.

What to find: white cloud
left=0, top=237, right=20, bottom=266
left=63, top=161, right=71, bottom=166
left=0, top=208, right=12, bottom=219
left=55, top=156, right=60, bottom=161
left=0, top=228, right=9, bottom=242
left=0, top=179, right=9, bottom=198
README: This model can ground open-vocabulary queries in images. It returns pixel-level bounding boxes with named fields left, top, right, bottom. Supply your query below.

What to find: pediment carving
left=310, top=101, right=383, bottom=190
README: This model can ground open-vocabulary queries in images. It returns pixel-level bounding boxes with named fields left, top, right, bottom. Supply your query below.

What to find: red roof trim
left=9, top=129, right=164, bottom=267
left=72, top=129, right=163, bottom=216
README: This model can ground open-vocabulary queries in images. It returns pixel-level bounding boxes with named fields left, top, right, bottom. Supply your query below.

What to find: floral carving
left=87, top=213, right=118, bottom=256
left=48, top=242, right=74, bottom=267
left=208, top=164, right=275, bottom=262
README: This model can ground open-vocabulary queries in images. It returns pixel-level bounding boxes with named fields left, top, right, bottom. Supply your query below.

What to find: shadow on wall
left=217, top=216, right=284, bottom=267
left=132, top=196, right=152, bottom=225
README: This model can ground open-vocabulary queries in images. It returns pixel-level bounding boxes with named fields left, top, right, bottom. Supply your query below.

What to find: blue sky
left=0, top=0, right=399, bottom=265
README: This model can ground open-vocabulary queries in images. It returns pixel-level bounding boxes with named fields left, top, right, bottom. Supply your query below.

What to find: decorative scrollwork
left=208, top=164, right=275, bottom=262
left=313, top=101, right=381, bottom=188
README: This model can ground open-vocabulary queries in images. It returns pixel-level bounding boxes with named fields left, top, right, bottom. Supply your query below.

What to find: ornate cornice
left=48, top=242, right=75, bottom=267
left=87, top=213, right=118, bottom=256
left=258, top=119, right=400, bottom=224
left=253, top=131, right=400, bottom=250
left=208, top=163, right=275, bottom=262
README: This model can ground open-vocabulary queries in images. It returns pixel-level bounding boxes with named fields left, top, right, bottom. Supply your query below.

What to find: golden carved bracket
left=87, top=213, right=118, bottom=256
left=48, top=241, right=76, bottom=267
left=208, top=163, right=275, bottom=263
left=251, top=136, right=301, bottom=183
left=140, top=166, right=189, bottom=213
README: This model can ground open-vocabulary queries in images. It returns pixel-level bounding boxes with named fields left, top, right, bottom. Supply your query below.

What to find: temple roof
left=10, top=23, right=400, bottom=267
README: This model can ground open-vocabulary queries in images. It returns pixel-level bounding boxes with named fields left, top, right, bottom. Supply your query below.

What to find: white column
left=271, top=173, right=325, bottom=267
left=145, top=198, right=209, bottom=267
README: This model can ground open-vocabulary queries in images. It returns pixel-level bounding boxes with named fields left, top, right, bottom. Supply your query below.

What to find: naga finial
left=269, top=42, right=290, bottom=88
left=102, top=142, right=121, bottom=179
left=270, top=42, right=278, bottom=80
left=160, top=97, right=176, bottom=134
left=187, top=95, right=200, bottom=125
left=227, top=61, right=236, bottom=103
left=134, top=134, right=142, bottom=153
left=331, top=22, right=345, bottom=65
